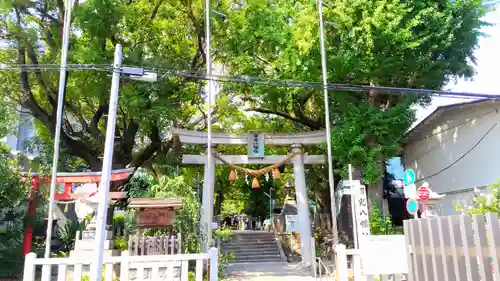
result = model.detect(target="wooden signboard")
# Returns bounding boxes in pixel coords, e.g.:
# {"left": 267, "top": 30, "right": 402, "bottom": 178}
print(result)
{"left": 136, "top": 208, "right": 176, "bottom": 228}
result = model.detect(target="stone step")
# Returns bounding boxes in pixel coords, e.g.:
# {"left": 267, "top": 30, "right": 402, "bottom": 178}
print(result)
{"left": 223, "top": 245, "right": 278, "bottom": 251}
{"left": 224, "top": 240, "right": 276, "bottom": 246}
{"left": 231, "top": 232, "right": 274, "bottom": 236}
{"left": 225, "top": 231, "right": 282, "bottom": 263}
{"left": 231, "top": 232, "right": 274, "bottom": 237}
{"left": 228, "top": 237, "right": 276, "bottom": 242}
{"left": 224, "top": 242, "right": 276, "bottom": 247}
{"left": 224, "top": 247, "right": 278, "bottom": 253}
{"left": 231, "top": 256, "right": 282, "bottom": 263}
{"left": 232, "top": 253, "right": 281, "bottom": 259}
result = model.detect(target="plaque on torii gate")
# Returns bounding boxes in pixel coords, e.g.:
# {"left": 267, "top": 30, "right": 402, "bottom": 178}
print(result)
{"left": 172, "top": 128, "right": 326, "bottom": 264}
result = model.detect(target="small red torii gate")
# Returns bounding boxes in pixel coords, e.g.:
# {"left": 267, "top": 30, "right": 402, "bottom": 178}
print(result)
{"left": 21, "top": 168, "right": 133, "bottom": 255}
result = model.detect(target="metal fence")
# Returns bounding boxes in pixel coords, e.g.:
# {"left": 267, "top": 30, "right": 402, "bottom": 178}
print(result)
{"left": 404, "top": 213, "right": 500, "bottom": 281}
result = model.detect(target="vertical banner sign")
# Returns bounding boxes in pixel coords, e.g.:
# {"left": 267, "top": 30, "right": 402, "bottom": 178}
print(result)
{"left": 354, "top": 185, "right": 371, "bottom": 248}
{"left": 285, "top": 215, "right": 299, "bottom": 233}
{"left": 248, "top": 132, "right": 265, "bottom": 158}
{"left": 285, "top": 215, "right": 299, "bottom": 256}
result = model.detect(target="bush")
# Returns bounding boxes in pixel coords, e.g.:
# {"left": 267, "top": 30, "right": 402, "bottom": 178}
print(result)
{"left": 213, "top": 227, "right": 232, "bottom": 243}
{"left": 369, "top": 201, "right": 394, "bottom": 235}
{"left": 114, "top": 236, "right": 128, "bottom": 250}
{"left": 456, "top": 181, "right": 500, "bottom": 215}
{"left": 58, "top": 220, "right": 86, "bottom": 252}
{"left": 213, "top": 227, "right": 235, "bottom": 278}
{"left": 0, "top": 145, "right": 30, "bottom": 277}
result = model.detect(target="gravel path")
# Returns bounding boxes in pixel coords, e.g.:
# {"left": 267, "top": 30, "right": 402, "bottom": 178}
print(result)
{"left": 224, "top": 262, "right": 320, "bottom": 281}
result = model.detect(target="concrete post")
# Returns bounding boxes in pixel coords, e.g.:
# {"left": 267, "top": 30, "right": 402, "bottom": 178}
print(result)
{"left": 201, "top": 145, "right": 216, "bottom": 252}
{"left": 291, "top": 144, "right": 313, "bottom": 264}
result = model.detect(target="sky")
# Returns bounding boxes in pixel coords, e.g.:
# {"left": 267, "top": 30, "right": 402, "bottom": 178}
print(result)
{"left": 414, "top": 8, "right": 500, "bottom": 124}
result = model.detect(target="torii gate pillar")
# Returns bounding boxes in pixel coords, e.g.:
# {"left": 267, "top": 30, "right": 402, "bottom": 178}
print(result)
{"left": 291, "top": 144, "right": 313, "bottom": 263}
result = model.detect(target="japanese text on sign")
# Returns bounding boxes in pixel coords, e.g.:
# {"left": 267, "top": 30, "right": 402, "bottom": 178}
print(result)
{"left": 285, "top": 215, "right": 299, "bottom": 233}
{"left": 248, "top": 133, "right": 264, "bottom": 158}
{"left": 355, "top": 185, "right": 371, "bottom": 237}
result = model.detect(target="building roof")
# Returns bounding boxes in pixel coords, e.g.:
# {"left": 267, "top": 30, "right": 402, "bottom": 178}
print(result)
{"left": 403, "top": 99, "right": 500, "bottom": 144}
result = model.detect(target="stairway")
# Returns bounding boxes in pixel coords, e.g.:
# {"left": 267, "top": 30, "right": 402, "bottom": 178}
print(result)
{"left": 223, "top": 230, "right": 283, "bottom": 263}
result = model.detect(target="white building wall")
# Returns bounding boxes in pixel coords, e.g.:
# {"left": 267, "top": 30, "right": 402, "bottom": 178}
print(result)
{"left": 1, "top": 109, "right": 38, "bottom": 158}
{"left": 403, "top": 102, "right": 500, "bottom": 215}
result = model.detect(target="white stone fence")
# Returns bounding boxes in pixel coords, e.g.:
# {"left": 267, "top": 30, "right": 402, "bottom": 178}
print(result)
{"left": 23, "top": 248, "right": 218, "bottom": 281}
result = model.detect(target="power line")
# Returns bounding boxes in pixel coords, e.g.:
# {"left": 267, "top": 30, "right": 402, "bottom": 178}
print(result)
{"left": 1, "top": 63, "right": 499, "bottom": 100}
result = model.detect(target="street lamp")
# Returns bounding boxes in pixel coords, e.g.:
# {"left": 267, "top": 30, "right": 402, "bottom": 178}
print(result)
{"left": 264, "top": 187, "right": 274, "bottom": 219}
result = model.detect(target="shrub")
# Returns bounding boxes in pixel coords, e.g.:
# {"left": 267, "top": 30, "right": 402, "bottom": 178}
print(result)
{"left": 0, "top": 146, "right": 30, "bottom": 277}
{"left": 456, "top": 181, "right": 500, "bottom": 215}
{"left": 369, "top": 201, "right": 394, "bottom": 235}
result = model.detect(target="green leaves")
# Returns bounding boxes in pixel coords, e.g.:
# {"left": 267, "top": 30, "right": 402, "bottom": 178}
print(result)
{"left": 457, "top": 181, "right": 500, "bottom": 216}
{"left": 0, "top": 144, "right": 30, "bottom": 276}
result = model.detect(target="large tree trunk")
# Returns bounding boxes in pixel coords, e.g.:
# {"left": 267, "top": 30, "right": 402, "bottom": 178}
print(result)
{"left": 367, "top": 180, "right": 386, "bottom": 216}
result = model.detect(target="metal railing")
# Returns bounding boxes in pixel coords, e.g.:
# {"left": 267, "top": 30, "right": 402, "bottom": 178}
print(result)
{"left": 314, "top": 257, "right": 335, "bottom": 280}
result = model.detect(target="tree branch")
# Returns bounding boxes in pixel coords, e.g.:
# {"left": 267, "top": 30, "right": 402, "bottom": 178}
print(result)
{"left": 90, "top": 104, "right": 108, "bottom": 137}
{"left": 130, "top": 125, "right": 163, "bottom": 169}
{"left": 245, "top": 107, "right": 322, "bottom": 129}
{"left": 150, "top": 0, "right": 165, "bottom": 20}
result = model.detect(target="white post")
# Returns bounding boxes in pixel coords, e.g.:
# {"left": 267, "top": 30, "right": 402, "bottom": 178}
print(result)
{"left": 23, "top": 253, "right": 36, "bottom": 281}
{"left": 44, "top": 0, "right": 74, "bottom": 258}
{"left": 316, "top": 0, "right": 338, "bottom": 249}
{"left": 202, "top": 145, "right": 216, "bottom": 252}
{"left": 120, "top": 250, "right": 130, "bottom": 281}
{"left": 208, "top": 247, "right": 219, "bottom": 281}
{"left": 311, "top": 237, "right": 317, "bottom": 275}
{"left": 204, "top": 0, "right": 215, "bottom": 252}
{"left": 353, "top": 252, "right": 362, "bottom": 281}
{"left": 90, "top": 44, "right": 122, "bottom": 281}
{"left": 349, "top": 164, "right": 359, "bottom": 250}
{"left": 291, "top": 144, "right": 313, "bottom": 264}
{"left": 336, "top": 244, "right": 349, "bottom": 281}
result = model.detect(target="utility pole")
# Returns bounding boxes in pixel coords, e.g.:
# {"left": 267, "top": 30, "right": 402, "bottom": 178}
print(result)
{"left": 90, "top": 43, "right": 123, "bottom": 281}
{"left": 44, "top": 0, "right": 74, "bottom": 258}
{"left": 203, "top": 0, "right": 215, "bottom": 252}
{"left": 316, "top": 0, "right": 339, "bottom": 249}
{"left": 89, "top": 46, "right": 157, "bottom": 281}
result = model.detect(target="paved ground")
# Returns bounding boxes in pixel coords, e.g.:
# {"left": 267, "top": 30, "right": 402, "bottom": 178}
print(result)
{"left": 224, "top": 262, "right": 321, "bottom": 281}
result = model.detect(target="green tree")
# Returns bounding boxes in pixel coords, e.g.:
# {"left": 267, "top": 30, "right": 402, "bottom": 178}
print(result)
{"left": 214, "top": 0, "right": 488, "bottom": 208}
{"left": 0, "top": 145, "right": 30, "bottom": 276}
{"left": 0, "top": 0, "right": 218, "bottom": 171}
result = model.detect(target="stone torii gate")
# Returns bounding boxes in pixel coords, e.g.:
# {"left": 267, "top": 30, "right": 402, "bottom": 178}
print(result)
{"left": 172, "top": 128, "right": 326, "bottom": 263}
